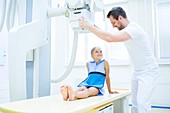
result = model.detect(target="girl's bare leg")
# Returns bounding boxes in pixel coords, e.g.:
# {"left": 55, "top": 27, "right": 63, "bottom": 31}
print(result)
{"left": 75, "top": 87, "right": 99, "bottom": 99}
{"left": 60, "top": 85, "right": 68, "bottom": 101}
{"left": 67, "top": 85, "right": 75, "bottom": 101}
{"left": 77, "top": 86, "right": 87, "bottom": 91}
{"left": 68, "top": 86, "right": 99, "bottom": 101}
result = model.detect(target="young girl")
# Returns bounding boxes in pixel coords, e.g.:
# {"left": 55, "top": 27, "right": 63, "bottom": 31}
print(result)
{"left": 60, "top": 47, "right": 118, "bottom": 101}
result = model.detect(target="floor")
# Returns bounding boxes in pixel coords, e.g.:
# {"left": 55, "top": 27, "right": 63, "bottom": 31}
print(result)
{"left": 152, "top": 108, "right": 170, "bottom": 113}
{"left": 129, "top": 107, "right": 170, "bottom": 113}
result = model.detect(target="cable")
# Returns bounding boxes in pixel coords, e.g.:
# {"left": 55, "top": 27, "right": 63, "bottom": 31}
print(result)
{"left": 0, "top": 0, "right": 6, "bottom": 31}
{"left": 9, "top": 0, "right": 16, "bottom": 29}
{"left": 51, "top": 31, "right": 78, "bottom": 83}
{"left": 6, "top": 0, "right": 12, "bottom": 31}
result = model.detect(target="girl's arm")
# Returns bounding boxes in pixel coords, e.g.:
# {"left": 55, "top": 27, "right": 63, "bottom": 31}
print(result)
{"left": 86, "top": 62, "right": 88, "bottom": 71}
{"left": 104, "top": 60, "right": 118, "bottom": 94}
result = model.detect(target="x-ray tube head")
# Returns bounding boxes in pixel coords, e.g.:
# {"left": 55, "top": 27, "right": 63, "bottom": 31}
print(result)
{"left": 68, "top": 8, "right": 94, "bottom": 32}
{"left": 65, "top": 0, "right": 94, "bottom": 32}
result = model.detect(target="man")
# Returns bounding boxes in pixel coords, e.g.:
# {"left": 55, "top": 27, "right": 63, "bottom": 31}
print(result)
{"left": 79, "top": 7, "right": 159, "bottom": 113}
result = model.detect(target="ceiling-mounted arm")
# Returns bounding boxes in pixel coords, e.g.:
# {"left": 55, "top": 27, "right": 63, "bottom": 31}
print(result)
{"left": 47, "top": 7, "right": 67, "bottom": 18}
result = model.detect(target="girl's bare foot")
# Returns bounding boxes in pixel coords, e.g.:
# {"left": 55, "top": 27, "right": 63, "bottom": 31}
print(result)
{"left": 60, "top": 85, "right": 68, "bottom": 101}
{"left": 68, "top": 86, "right": 75, "bottom": 101}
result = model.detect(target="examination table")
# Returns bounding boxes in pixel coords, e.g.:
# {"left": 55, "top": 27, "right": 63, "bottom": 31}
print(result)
{"left": 0, "top": 89, "right": 131, "bottom": 113}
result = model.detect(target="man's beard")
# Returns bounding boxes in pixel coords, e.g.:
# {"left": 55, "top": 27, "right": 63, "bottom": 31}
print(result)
{"left": 118, "top": 24, "right": 124, "bottom": 30}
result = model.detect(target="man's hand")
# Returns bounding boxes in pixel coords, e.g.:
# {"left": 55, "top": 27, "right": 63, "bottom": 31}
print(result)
{"left": 79, "top": 17, "right": 92, "bottom": 29}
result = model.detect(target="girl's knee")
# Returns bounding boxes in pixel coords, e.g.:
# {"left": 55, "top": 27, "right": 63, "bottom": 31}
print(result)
{"left": 87, "top": 88, "right": 99, "bottom": 96}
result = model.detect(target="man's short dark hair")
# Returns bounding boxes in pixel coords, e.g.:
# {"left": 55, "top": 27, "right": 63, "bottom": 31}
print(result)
{"left": 107, "top": 7, "right": 127, "bottom": 20}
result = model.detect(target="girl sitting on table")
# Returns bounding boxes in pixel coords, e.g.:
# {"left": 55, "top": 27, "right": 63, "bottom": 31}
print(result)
{"left": 60, "top": 47, "right": 118, "bottom": 101}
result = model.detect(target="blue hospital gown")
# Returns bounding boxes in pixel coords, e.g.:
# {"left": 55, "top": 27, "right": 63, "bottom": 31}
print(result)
{"left": 77, "top": 59, "right": 106, "bottom": 95}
